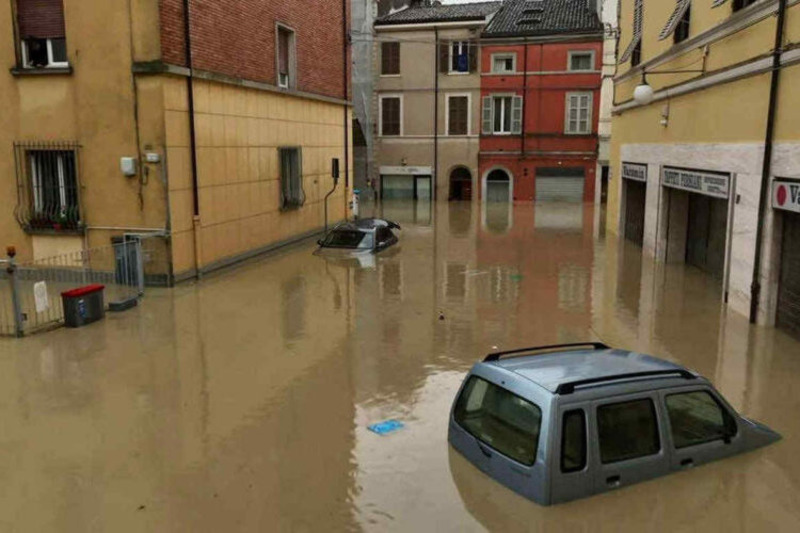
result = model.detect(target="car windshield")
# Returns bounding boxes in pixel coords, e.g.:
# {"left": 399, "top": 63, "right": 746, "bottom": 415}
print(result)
{"left": 322, "top": 230, "right": 374, "bottom": 249}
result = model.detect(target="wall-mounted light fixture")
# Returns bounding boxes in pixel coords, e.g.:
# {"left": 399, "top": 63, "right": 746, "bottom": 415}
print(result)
{"left": 633, "top": 67, "right": 705, "bottom": 106}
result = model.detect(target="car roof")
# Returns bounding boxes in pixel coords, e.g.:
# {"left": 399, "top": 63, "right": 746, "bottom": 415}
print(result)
{"left": 487, "top": 348, "right": 697, "bottom": 395}
{"left": 331, "top": 218, "right": 398, "bottom": 233}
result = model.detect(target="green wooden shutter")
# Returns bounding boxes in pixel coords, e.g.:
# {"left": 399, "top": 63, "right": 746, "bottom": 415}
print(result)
{"left": 511, "top": 96, "right": 523, "bottom": 135}
{"left": 482, "top": 96, "right": 493, "bottom": 134}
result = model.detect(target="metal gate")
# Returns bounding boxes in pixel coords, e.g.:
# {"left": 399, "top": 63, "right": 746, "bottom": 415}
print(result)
{"left": 777, "top": 212, "right": 800, "bottom": 339}
{"left": 686, "top": 194, "right": 728, "bottom": 279}
{"left": 535, "top": 168, "right": 585, "bottom": 203}
{"left": 624, "top": 180, "right": 646, "bottom": 246}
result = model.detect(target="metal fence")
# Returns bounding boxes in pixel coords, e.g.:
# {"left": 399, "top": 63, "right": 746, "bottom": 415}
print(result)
{"left": 0, "top": 235, "right": 170, "bottom": 336}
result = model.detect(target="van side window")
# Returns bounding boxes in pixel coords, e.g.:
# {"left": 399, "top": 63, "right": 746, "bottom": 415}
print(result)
{"left": 561, "top": 410, "right": 587, "bottom": 473}
{"left": 666, "top": 391, "right": 737, "bottom": 449}
{"left": 598, "top": 399, "right": 660, "bottom": 464}
{"left": 454, "top": 376, "right": 542, "bottom": 466}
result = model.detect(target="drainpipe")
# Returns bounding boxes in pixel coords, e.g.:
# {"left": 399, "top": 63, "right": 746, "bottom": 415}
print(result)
{"left": 182, "top": 0, "right": 202, "bottom": 278}
{"left": 521, "top": 38, "right": 528, "bottom": 158}
{"left": 434, "top": 27, "right": 440, "bottom": 202}
{"left": 343, "top": 0, "right": 350, "bottom": 195}
{"left": 749, "top": 0, "right": 787, "bottom": 324}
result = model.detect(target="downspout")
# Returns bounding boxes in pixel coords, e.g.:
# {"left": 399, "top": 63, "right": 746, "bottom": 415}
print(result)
{"left": 749, "top": 0, "right": 787, "bottom": 324}
{"left": 434, "top": 27, "right": 440, "bottom": 202}
{"left": 521, "top": 38, "right": 528, "bottom": 158}
{"left": 182, "top": 0, "right": 202, "bottom": 277}
{"left": 343, "top": 0, "right": 350, "bottom": 201}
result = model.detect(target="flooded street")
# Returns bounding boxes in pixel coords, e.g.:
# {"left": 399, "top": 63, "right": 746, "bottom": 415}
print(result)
{"left": 1, "top": 201, "right": 799, "bottom": 532}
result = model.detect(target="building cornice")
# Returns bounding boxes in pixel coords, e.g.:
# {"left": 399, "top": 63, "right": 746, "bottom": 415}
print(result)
{"left": 479, "top": 32, "right": 604, "bottom": 45}
{"left": 615, "top": 0, "right": 800, "bottom": 84}
{"left": 132, "top": 61, "right": 352, "bottom": 107}
{"left": 375, "top": 19, "right": 489, "bottom": 31}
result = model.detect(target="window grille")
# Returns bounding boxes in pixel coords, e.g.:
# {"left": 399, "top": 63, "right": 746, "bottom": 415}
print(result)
{"left": 13, "top": 141, "right": 82, "bottom": 233}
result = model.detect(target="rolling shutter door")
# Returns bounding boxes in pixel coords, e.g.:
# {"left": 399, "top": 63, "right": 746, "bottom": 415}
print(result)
{"left": 777, "top": 213, "right": 800, "bottom": 339}
{"left": 536, "top": 168, "right": 585, "bottom": 203}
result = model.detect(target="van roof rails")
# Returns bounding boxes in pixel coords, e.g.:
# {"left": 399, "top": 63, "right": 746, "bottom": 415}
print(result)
{"left": 555, "top": 369, "right": 697, "bottom": 395}
{"left": 483, "top": 342, "right": 610, "bottom": 363}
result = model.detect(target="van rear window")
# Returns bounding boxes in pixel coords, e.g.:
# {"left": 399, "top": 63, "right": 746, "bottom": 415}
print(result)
{"left": 454, "top": 376, "right": 542, "bottom": 466}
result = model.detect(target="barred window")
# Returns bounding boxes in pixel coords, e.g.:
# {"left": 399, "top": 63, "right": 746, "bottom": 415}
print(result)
{"left": 14, "top": 142, "right": 81, "bottom": 232}
{"left": 279, "top": 147, "right": 304, "bottom": 210}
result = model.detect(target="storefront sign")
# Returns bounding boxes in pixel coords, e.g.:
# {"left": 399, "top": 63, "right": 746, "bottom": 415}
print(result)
{"left": 622, "top": 163, "right": 647, "bottom": 182}
{"left": 773, "top": 180, "right": 800, "bottom": 214}
{"left": 379, "top": 166, "right": 432, "bottom": 176}
{"left": 662, "top": 167, "right": 730, "bottom": 199}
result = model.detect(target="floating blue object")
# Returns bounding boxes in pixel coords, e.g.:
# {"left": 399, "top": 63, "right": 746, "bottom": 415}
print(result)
{"left": 368, "top": 419, "right": 405, "bottom": 436}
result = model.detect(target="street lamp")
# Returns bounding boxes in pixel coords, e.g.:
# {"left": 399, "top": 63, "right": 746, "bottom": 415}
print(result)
{"left": 633, "top": 74, "right": 655, "bottom": 106}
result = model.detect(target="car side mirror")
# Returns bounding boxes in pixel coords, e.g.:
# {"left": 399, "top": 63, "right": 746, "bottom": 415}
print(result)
{"left": 317, "top": 239, "right": 323, "bottom": 246}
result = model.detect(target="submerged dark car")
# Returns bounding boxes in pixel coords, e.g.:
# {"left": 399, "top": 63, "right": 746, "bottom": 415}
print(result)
{"left": 317, "top": 218, "right": 400, "bottom": 253}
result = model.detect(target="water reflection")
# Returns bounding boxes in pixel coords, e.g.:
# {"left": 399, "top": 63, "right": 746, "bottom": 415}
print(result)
{"left": 1, "top": 200, "right": 799, "bottom": 531}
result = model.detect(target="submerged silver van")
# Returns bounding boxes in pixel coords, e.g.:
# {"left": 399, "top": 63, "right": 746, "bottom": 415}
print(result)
{"left": 448, "top": 343, "right": 781, "bottom": 506}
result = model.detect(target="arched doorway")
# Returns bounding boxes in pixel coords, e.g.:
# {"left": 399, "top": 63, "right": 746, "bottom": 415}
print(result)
{"left": 449, "top": 167, "right": 473, "bottom": 201}
{"left": 485, "top": 169, "right": 512, "bottom": 203}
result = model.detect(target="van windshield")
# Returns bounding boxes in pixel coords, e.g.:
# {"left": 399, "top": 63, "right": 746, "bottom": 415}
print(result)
{"left": 454, "top": 376, "right": 542, "bottom": 466}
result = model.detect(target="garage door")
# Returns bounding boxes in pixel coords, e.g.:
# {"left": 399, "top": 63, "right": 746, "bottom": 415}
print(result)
{"left": 624, "top": 180, "right": 646, "bottom": 246}
{"left": 381, "top": 175, "right": 414, "bottom": 200}
{"left": 536, "top": 168, "right": 585, "bottom": 203}
{"left": 777, "top": 212, "right": 800, "bottom": 339}
{"left": 686, "top": 193, "right": 728, "bottom": 279}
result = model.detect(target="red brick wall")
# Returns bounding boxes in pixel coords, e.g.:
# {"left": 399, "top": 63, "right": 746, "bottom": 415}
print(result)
{"left": 479, "top": 39, "right": 602, "bottom": 202}
{"left": 159, "top": 0, "right": 349, "bottom": 100}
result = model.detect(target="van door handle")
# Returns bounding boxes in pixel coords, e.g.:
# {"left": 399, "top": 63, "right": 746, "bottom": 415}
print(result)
{"left": 681, "top": 458, "right": 694, "bottom": 468}
{"left": 606, "top": 475, "right": 621, "bottom": 487}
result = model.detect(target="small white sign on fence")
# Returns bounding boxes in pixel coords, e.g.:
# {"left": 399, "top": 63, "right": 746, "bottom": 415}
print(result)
{"left": 33, "top": 281, "right": 49, "bottom": 313}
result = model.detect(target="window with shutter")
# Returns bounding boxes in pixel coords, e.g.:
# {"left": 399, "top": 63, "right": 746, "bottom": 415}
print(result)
{"left": 380, "top": 96, "right": 402, "bottom": 136}
{"left": 658, "top": 1, "right": 692, "bottom": 42}
{"left": 565, "top": 92, "right": 593, "bottom": 135}
{"left": 489, "top": 96, "right": 516, "bottom": 135}
{"left": 447, "top": 96, "right": 469, "bottom": 136}
{"left": 381, "top": 42, "right": 400, "bottom": 75}
{"left": 620, "top": 0, "right": 644, "bottom": 64}
{"left": 16, "top": 0, "right": 68, "bottom": 68}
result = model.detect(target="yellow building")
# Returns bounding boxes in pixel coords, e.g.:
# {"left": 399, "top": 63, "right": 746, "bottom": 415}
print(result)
{"left": 610, "top": 0, "right": 800, "bottom": 336}
{"left": 1, "top": 0, "right": 351, "bottom": 282}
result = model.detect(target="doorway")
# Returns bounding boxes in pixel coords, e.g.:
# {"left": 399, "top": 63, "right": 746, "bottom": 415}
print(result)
{"left": 449, "top": 167, "right": 473, "bottom": 201}
{"left": 485, "top": 169, "right": 512, "bottom": 203}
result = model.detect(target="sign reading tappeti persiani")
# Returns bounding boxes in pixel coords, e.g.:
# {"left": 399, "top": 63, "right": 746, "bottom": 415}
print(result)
{"left": 622, "top": 163, "right": 648, "bottom": 182}
{"left": 773, "top": 180, "right": 800, "bottom": 214}
{"left": 662, "top": 167, "right": 730, "bottom": 199}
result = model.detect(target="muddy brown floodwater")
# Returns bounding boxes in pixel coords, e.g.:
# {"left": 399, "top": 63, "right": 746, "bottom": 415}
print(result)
{"left": 1, "top": 201, "right": 799, "bottom": 532}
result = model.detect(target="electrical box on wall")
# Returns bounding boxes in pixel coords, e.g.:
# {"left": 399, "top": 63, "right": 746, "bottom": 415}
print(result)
{"left": 120, "top": 157, "right": 138, "bottom": 177}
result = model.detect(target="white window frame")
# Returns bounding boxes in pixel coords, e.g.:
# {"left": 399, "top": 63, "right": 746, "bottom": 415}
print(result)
{"left": 449, "top": 41, "right": 470, "bottom": 75}
{"left": 20, "top": 38, "right": 68, "bottom": 69}
{"left": 379, "top": 94, "right": 403, "bottom": 137}
{"left": 445, "top": 93, "right": 471, "bottom": 136}
{"left": 567, "top": 50, "right": 595, "bottom": 72}
{"left": 491, "top": 53, "right": 516, "bottom": 74}
{"left": 492, "top": 95, "right": 514, "bottom": 135}
{"left": 275, "top": 23, "right": 297, "bottom": 89}
{"left": 564, "top": 92, "right": 593, "bottom": 135}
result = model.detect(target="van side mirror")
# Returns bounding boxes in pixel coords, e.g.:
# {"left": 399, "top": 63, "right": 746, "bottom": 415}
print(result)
{"left": 317, "top": 239, "right": 323, "bottom": 246}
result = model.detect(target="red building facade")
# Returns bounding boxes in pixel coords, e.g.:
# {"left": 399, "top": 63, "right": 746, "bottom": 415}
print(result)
{"left": 478, "top": 0, "right": 603, "bottom": 203}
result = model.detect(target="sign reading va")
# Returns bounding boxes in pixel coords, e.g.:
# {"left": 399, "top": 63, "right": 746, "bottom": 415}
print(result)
{"left": 662, "top": 167, "right": 730, "bottom": 199}
{"left": 773, "top": 180, "right": 800, "bottom": 214}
